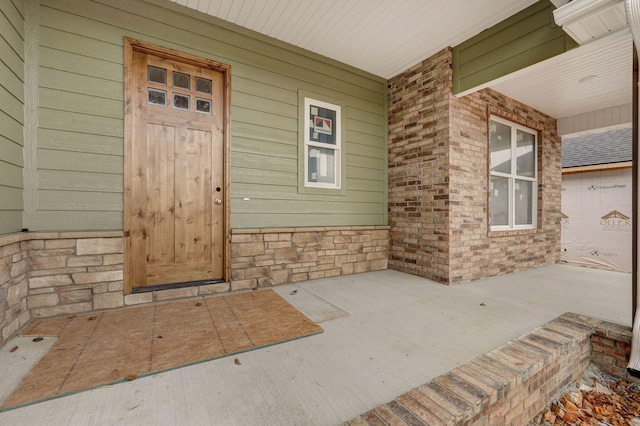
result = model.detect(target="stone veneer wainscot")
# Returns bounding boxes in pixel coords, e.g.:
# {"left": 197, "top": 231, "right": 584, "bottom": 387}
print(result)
{"left": 0, "top": 226, "right": 389, "bottom": 347}
{"left": 231, "top": 226, "right": 390, "bottom": 289}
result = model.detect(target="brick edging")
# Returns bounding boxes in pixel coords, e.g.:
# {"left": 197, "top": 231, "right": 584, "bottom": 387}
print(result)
{"left": 344, "top": 312, "right": 600, "bottom": 425}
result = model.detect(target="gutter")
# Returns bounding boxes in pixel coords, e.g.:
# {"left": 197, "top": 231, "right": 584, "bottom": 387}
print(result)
{"left": 626, "top": 0, "right": 640, "bottom": 378}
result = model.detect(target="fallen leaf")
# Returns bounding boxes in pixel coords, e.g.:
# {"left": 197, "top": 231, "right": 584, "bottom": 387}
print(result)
{"left": 32, "top": 337, "right": 44, "bottom": 342}
{"left": 234, "top": 358, "right": 241, "bottom": 365}
{"left": 595, "top": 382, "right": 613, "bottom": 395}
{"left": 579, "top": 384, "right": 595, "bottom": 392}
{"left": 480, "top": 302, "right": 486, "bottom": 306}
{"left": 88, "top": 316, "right": 97, "bottom": 321}
{"left": 125, "top": 374, "right": 137, "bottom": 381}
{"left": 541, "top": 410, "right": 556, "bottom": 423}
{"left": 551, "top": 402, "right": 565, "bottom": 419}
{"left": 561, "top": 397, "right": 580, "bottom": 412}
{"left": 563, "top": 411, "right": 581, "bottom": 423}
{"left": 10, "top": 346, "right": 18, "bottom": 353}
{"left": 566, "top": 391, "right": 583, "bottom": 408}
{"left": 195, "top": 302, "right": 202, "bottom": 307}
{"left": 290, "top": 290, "right": 298, "bottom": 296}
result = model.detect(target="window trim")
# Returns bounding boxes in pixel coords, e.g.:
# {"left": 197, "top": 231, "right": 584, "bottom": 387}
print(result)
{"left": 489, "top": 116, "right": 538, "bottom": 232}
{"left": 298, "top": 91, "right": 346, "bottom": 195}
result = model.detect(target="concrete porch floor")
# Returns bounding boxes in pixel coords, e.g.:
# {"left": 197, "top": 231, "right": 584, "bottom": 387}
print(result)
{"left": 0, "top": 264, "right": 631, "bottom": 426}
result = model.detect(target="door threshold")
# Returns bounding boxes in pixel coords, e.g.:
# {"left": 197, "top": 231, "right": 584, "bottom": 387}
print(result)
{"left": 131, "top": 279, "right": 226, "bottom": 294}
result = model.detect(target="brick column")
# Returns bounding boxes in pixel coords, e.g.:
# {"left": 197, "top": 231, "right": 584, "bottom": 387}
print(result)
{"left": 387, "top": 48, "right": 561, "bottom": 284}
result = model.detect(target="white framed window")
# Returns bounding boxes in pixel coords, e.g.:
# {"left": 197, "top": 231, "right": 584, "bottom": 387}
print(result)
{"left": 303, "top": 97, "right": 341, "bottom": 189}
{"left": 489, "top": 116, "right": 538, "bottom": 231}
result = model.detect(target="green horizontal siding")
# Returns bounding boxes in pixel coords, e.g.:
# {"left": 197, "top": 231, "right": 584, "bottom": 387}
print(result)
{"left": 453, "top": 0, "right": 578, "bottom": 94}
{"left": 0, "top": 0, "right": 25, "bottom": 234}
{"left": 0, "top": 159, "right": 23, "bottom": 188}
{"left": 38, "top": 170, "right": 123, "bottom": 193}
{"left": 232, "top": 214, "right": 385, "bottom": 229}
{"left": 33, "top": 0, "right": 388, "bottom": 231}
{"left": 38, "top": 190, "right": 122, "bottom": 211}
{"left": 0, "top": 186, "right": 23, "bottom": 210}
{"left": 37, "top": 211, "right": 123, "bottom": 231}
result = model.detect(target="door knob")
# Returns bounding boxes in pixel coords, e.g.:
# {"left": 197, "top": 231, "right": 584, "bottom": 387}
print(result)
{"left": 215, "top": 199, "right": 222, "bottom": 205}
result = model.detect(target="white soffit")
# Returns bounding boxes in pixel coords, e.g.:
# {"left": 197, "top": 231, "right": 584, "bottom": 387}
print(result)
{"left": 169, "top": 0, "right": 538, "bottom": 79}
{"left": 473, "top": 29, "right": 632, "bottom": 119}
{"left": 553, "top": 0, "right": 628, "bottom": 44}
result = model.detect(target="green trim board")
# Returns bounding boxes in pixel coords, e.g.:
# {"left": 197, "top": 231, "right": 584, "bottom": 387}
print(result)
{"left": 22, "top": 0, "right": 388, "bottom": 232}
{"left": 452, "top": 0, "right": 578, "bottom": 94}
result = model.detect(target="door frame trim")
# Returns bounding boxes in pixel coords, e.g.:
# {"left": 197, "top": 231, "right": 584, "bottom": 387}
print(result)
{"left": 123, "top": 37, "right": 231, "bottom": 295}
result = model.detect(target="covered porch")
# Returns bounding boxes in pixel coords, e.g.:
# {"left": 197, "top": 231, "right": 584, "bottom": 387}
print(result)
{"left": 0, "top": 264, "right": 630, "bottom": 425}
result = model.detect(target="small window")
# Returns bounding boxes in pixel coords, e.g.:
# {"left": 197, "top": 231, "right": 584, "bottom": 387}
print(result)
{"left": 489, "top": 116, "right": 537, "bottom": 231}
{"left": 304, "top": 97, "right": 341, "bottom": 189}
{"left": 173, "top": 93, "right": 189, "bottom": 110}
{"left": 196, "top": 77, "right": 212, "bottom": 94}
{"left": 148, "top": 88, "right": 166, "bottom": 106}
{"left": 173, "top": 72, "right": 190, "bottom": 89}
{"left": 196, "top": 98, "right": 211, "bottom": 114}
{"left": 148, "top": 66, "right": 167, "bottom": 85}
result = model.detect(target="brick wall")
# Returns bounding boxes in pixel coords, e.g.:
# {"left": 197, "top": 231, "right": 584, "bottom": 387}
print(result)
{"left": 388, "top": 47, "right": 561, "bottom": 284}
{"left": 586, "top": 316, "right": 637, "bottom": 383}
{"left": 388, "top": 49, "right": 452, "bottom": 282}
{"left": 231, "top": 226, "right": 390, "bottom": 290}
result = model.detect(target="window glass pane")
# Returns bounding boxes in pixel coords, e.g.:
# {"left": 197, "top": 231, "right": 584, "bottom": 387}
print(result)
{"left": 490, "top": 176, "right": 509, "bottom": 226}
{"left": 516, "top": 130, "right": 536, "bottom": 177}
{"left": 173, "top": 72, "right": 190, "bottom": 89}
{"left": 309, "top": 105, "right": 337, "bottom": 145}
{"left": 148, "top": 66, "right": 167, "bottom": 85}
{"left": 148, "top": 88, "right": 166, "bottom": 106}
{"left": 196, "top": 99, "right": 211, "bottom": 114}
{"left": 307, "top": 147, "right": 335, "bottom": 184}
{"left": 196, "top": 77, "right": 212, "bottom": 94}
{"left": 490, "top": 120, "right": 511, "bottom": 174}
{"left": 173, "top": 93, "right": 189, "bottom": 110}
{"left": 515, "top": 180, "right": 533, "bottom": 226}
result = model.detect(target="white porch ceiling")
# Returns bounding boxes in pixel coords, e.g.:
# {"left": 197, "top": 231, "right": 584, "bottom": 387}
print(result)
{"left": 170, "top": 0, "right": 633, "bottom": 121}
{"left": 170, "top": 0, "right": 539, "bottom": 79}
{"left": 465, "top": 28, "right": 633, "bottom": 119}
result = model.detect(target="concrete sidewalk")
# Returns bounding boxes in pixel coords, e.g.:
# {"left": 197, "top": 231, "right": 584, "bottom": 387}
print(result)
{"left": 0, "top": 264, "right": 631, "bottom": 425}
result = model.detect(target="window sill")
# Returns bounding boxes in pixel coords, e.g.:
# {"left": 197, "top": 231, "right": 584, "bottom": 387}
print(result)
{"left": 488, "top": 228, "right": 542, "bottom": 238}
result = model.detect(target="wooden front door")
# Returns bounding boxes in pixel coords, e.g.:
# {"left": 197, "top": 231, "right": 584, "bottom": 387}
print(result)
{"left": 123, "top": 39, "right": 230, "bottom": 293}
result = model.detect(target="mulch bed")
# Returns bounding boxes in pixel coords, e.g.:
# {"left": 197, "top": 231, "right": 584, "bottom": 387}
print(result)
{"left": 529, "top": 364, "right": 640, "bottom": 425}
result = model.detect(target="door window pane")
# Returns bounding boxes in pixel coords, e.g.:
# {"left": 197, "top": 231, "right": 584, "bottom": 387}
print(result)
{"left": 307, "top": 147, "right": 335, "bottom": 184}
{"left": 490, "top": 176, "right": 509, "bottom": 226}
{"left": 173, "top": 93, "right": 189, "bottom": 110}
{"left": 516, "top": 130, "right": 536, "bottom": 177}
{"left": 173, "top": 72, "right": 190, "bottom": 89}
{"left": 196, "top": 99, "right": 211, "bottom": 114}
{"left": 148, "top": 66, "right": 167, "bottom": 85}
{"left": 515, "top": 180, "right": 533, "bottom": 225}
{"left": 490, "top": 120, "right": 511, "bottom": 174}
{"left": 196, "top": 77, "right": 212, "bottom": 94}
{"left": 148, "top": 88, "right": 166, "bottom": 106}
